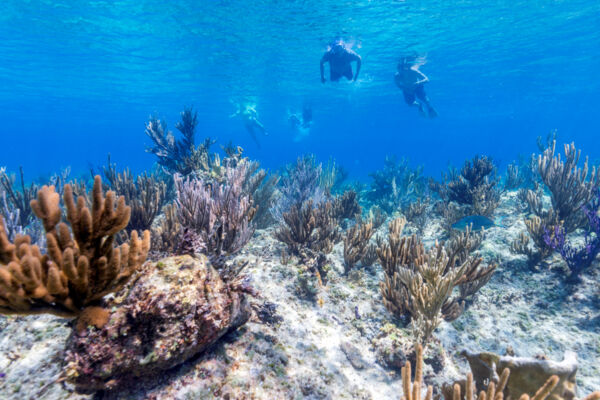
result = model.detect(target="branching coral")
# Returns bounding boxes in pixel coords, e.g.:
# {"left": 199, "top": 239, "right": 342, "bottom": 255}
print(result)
{"left": 174, "top": 161, "right": 256, "bottom": 265}
{"left": 150, "top": 203, "right": 180, "bottom": 256}
{"left": 0, "top": 166, "right": 39, "bottom": 226}
{"left": 402, "top": 197, "right": 430, "bottom": 233}
{"left": 343, "top": 222, "right": 374, "bottom": 273}
{"left": 0, "top": 176, "right": 150, "bottom": 317}
{"left": 367, "top": 156, "right": 425, "bottom": 214}
{"left": 378, "top": 219, "right": 495, "bottom": 345}
{"left": 241, "top": 161, "right": 279, "bottom": 229}
{"left": 103, "top": 160, "right": 167, "bottom": 234}
{"left": 272, "top": 155, "right": 326, "bottom": 222}
{"left": 446, "top": 155, "right": 501, "bottom": 217}
{"left": 511, "top": 141, "right": 598, "bottom": 267}
{"left": 275, "top": 199, "right": 340, "bottom": 256}
{"left": 331, "top": 190, "right": 361, "bottom": 222}
{"left": 145, "top": 107, "right": 217, "bottom": 176}
{"left": 538, "top": 141, "right": 599, "bottom": 233}
{"left": 543, "top": 190, "right": 600, "bottom": 281}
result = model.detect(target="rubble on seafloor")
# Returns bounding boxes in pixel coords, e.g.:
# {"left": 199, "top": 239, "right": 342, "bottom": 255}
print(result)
{"left": 0, "top": 190, "right": 599, "bottom": 399}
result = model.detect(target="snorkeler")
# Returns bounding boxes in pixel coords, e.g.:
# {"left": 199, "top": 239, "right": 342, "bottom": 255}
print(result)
{"left": 288, "top": 105, "right": 312, "bottom": 142}
{"left": 320, "top": 40, "right": 362, "bottom": 83}
{"left": 301, "top": 104, "right": 312, "bottom": 129}
{"left": 395, "top": 56, "right": 438, "bottom": 118}
{"left": 230, "top": 104, "right": 268, "bottom": 148}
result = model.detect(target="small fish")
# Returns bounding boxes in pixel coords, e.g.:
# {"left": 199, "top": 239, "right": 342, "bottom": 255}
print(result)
{"left": 451, "top": 215, "right": 500, "bottom": 231}
{"left": 354, "top": 306, "right": 361, "bottom": 320}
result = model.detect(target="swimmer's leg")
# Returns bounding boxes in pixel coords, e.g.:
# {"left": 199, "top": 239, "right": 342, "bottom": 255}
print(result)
{"left": 254, "top": 120, "right": 268, "bottom": 136}
{"left": 246, "top": 125, "right": 261, "bottom": 148}
{"left": 415, "top": 85, "right": 438, "bottom": 118}
{"left": 403, "top": 90, "right": 417, "bottom": 107}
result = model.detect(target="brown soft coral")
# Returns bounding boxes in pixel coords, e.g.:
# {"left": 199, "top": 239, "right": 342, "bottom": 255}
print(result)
{"left": 0, "top": 176, "right": 150, "bottom": 317}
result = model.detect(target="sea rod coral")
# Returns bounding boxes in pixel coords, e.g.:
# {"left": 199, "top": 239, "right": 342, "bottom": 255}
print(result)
{"left": 0, "top": 176, "right": 150, "bottom": 317}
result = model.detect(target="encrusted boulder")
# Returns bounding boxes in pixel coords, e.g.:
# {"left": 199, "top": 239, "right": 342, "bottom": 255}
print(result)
{"left": 64, "top": 255, "right": 251, "bottom": 393}
{"left": 460, "top": 350, "right": 578, "bottom": 400}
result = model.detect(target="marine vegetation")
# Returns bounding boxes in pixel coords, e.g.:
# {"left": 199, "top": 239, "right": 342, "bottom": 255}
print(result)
{"left": 402, "top": 343, "right": 600, "bottom": 400}
{"left": 378, "top": 218, "right": 496, "bottom": 345}
{"left": 512, "top": 141, "right": 599, "bottom": 266}
{"left": 543, "top": 190, "right": 600, "bottom": 282}
{"left": 145, "top": 107, "right": 218, "bottom": 176}
{"left": 174, "top": 161, "right": 256, "bottom": 266}
{"left": 0, "top": 176, "right": 150, "bottom": 317}
{"left": 103, "top": 158, "right": 167, "bottom": 235}
{"left": 0, "top": 166, "right": 38, "bottom": 227}
{"left": 442, "top": 155, "right": 501, "bottom": 217}
{"left": 367, "top": 156, "right": 425, "bottom": 214}
{"left": 343, "top": 220, "right": 374, "bottom": 273}
{"left": 272, "top": 154, "right": 327, "bottom": 221}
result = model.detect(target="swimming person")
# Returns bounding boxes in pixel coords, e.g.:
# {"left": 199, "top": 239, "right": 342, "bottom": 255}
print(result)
{"left": 320, "top": 40, "right": 362, "bottom": 83}
{"left": 288, "top": 106, "right": 312, "bottom": 142}
{"left": 231, "top": 103, "right": 268, "bottom": 148}
{"left": 301, "top": 104, "right": 312, "bottom": 129}
{"left": 395, "top": 56, "right": 438, "bottom": 118}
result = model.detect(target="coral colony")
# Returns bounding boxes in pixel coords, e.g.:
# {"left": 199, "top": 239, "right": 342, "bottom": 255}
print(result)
{"left": 1, "top": 108, "right": 600, "bottom": 398}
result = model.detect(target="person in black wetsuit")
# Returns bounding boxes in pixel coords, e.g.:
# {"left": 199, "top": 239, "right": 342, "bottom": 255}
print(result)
{"left": 395, "top": 56, "right": 437, "bottom": 118}
{"left": 320, "top": 40, "right": 361, "bottom": 83}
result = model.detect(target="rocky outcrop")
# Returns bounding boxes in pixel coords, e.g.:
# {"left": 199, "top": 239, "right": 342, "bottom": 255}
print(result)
{"left": 64, "top": 255, "right": 251, "bottom": 393}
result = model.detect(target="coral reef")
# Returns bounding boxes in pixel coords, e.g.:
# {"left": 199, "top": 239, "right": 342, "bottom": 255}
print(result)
{"left": 241, "top": 160, "right": 279, "bottom": 229}
{"left": 0, "top": 166, "right": 38, "bottom": 226}
{"left": 145, "top": 107, "right": 217, "bottom": 176}
{"left": 537, "top": 141, "right": 599, "bottom": 233}
{"left": 402, "top": 197, "right": 430, "bottom": 233}
{"left": 0, "top": 176, "right": 150, "bottom": 317}
{"left": 512, "top": 141, "right": 599, "bottom": 268}
{"left": 543, "top": 190, "right": 600, "bottom": 281}
{"left": 272, "top": 155, "right": 326, "bottom": 222}
{"left": 174, "top": 162, "right": 256, "bottom": 265}
{"left": 103, "top": 159, "right": 167, "bottom": 234}
{"left": 150, "top": 203, "right": 180, "bottom": 256}
{"left": 446, "top": 155, "right": 501, "bottom": 217}
{"left": 275, "top": 199, "right": 340, "bottom": 257}
{"left": 367, "top": 156, "right": 425, "bottom": 214}
{"left": 331, "top": 189, "right": 361, "bottom": 223}
{"left": 343, "top": 221, "right": 374, "bottom": 273}
{"left": 378, "top": 218, "right": 495, "bottom": 345}
{"left": 64, "top": 254, "right": 252, "bottom": 393}
{"left": 459, "top": 350, "right": 580, "bottom": 400}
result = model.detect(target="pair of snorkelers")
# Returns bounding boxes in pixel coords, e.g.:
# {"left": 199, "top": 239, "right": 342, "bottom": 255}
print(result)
{"left": 320, "top": 40, "right": 437, "bottom": 118}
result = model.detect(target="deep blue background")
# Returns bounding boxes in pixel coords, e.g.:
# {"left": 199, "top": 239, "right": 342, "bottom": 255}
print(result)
{"left": 1, "top": 0, "right": 599, "bottom": 182}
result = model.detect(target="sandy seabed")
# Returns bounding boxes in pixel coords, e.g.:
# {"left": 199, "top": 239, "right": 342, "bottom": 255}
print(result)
{"left": 0, "top": 190, "right": 598, "bottom": 400}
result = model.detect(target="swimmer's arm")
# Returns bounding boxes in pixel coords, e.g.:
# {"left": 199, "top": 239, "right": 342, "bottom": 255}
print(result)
{"left": 414, "top": 70, "right": 429, "bottom": 85}
{"left": 320, "top": 53, "right": 328, "bottom": 82}
{"left": 353, "top": 55, "right": 361, "bottom": 81}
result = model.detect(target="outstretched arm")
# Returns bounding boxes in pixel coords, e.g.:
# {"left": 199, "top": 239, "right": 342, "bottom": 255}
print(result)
{"left": 414, "top": 70, "right": 429, "bottom": 85}
{"left": 320, "top": 55, "right": 327, "bottom": 83}
{"left": 353, "top": 55, "right": 362, "bottom": 81}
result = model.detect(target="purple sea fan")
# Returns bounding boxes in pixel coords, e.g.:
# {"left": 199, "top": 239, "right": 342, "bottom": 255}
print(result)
{"left": 544, "top": 190, "right": 600, "bottom": 281}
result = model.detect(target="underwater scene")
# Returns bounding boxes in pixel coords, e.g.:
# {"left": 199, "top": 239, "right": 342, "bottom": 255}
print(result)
{"left": 1, "top": 0, "right": 600, "bottom": 399}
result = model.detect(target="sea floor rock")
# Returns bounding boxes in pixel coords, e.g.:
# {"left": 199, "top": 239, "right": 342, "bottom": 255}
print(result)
{"left": 64, "top": 255, "right": 251, "bottom": 393}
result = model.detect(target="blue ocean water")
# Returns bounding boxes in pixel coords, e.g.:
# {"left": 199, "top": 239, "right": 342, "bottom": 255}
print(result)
{"left": 1, "top": 0, "right": 599, "bottom": 180}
